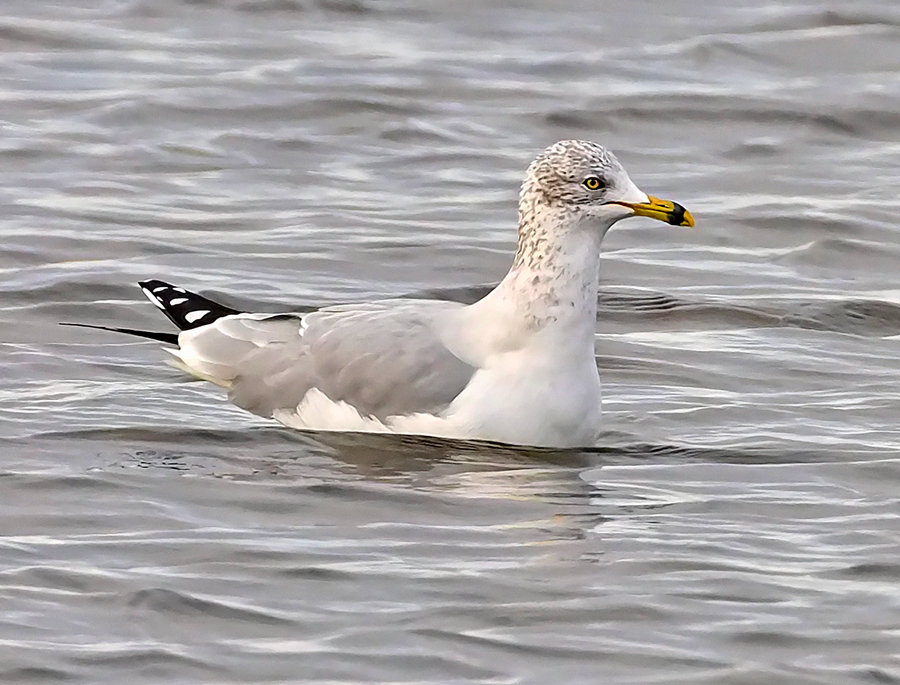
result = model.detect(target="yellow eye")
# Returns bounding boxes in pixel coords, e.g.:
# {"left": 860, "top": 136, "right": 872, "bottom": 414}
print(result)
{"left": 583, "top": 177, "right": 603, "bottom": 190}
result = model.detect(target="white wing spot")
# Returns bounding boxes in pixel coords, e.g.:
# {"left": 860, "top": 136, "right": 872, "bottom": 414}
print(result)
{"left": 169, "top": 297, "right": 188, "bottom": 305}
{"left": 152, "top": 286, "right": 168, "bottom": 293}
{"left": 185, "top": 309, "right": 210, "bottom": 324}
{"left": 173, "top": 287, "right": 186, "bottom": 293}
{"left": 141, "top": 288, "right": 166, "bottom": 310}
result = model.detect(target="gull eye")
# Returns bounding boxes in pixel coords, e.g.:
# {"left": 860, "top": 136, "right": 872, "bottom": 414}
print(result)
{"left": 583, "top": 176, "right": 604, "bottom": 191}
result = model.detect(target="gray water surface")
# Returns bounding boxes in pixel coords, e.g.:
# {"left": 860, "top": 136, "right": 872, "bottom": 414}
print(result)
{"left": 2, "top": 1, "right": 900, "bottom": 683}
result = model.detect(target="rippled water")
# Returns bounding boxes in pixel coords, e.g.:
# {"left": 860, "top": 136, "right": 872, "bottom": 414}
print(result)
{"left": 2, "top": 0, "right": 900, "bottom": 683}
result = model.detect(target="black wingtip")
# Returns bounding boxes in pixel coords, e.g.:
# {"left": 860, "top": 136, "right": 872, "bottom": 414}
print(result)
{"left": 60, "top": 322, "right": 180, "bottom": 345}
{"left": 138, "top": 279, "right": 242, "bottom": 331}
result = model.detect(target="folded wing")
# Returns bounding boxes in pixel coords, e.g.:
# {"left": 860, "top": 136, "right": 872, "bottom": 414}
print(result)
{"left": 173, "top": 300, "right": 476, "bottom": 420}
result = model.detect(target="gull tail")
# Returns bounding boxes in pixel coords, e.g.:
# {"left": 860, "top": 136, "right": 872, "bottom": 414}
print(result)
{"left": 61, "top": 279, "right": 245, "bottom": 345}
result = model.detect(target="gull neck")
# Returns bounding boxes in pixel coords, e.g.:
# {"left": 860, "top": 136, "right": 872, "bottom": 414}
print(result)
{"left": 462, "top": 201, "right": 609, "bottom": 361}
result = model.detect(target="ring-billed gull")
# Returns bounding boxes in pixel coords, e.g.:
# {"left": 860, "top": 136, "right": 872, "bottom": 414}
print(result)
{"left": 66, "top": 140, "right": 694, "bottom": 447}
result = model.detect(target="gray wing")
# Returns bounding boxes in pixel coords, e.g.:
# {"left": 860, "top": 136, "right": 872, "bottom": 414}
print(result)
{"left": 172, "top": 300, "right": 476, "bottom": 419}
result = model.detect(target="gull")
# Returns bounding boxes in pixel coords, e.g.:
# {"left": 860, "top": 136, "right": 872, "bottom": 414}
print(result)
{"left": 66, "top": 140, "right": 693, "bottom": 447}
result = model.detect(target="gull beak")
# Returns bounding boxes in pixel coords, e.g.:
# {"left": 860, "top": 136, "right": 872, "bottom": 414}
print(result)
{"left": 612, "top": 195, "right": 695, "bottom": 227}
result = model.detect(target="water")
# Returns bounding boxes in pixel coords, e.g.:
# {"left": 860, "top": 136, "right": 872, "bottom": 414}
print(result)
{"left": 2, "top": 0, "right": 899, "bottom": 682}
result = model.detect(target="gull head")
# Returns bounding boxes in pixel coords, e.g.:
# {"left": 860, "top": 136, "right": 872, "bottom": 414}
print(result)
{"left": 521, "top": 140, "right": 694, "bottom": 231}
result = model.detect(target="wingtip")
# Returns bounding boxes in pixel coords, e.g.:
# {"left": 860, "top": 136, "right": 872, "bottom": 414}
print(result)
{"left": 139, "top": 280, "right": 169, "bottom": 311}
{"left": 138, "top": 278, "right": 175, "bottom": 291}
{"left": 58, "top": 321, "right": 180, "bottom": 345}
{"left": 134, "top": 279, "right": 242, "bottom": 331}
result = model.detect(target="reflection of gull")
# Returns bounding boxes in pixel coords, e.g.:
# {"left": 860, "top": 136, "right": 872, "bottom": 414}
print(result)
{"left": 67, "top": 140, "right": 693, "bottom": 448}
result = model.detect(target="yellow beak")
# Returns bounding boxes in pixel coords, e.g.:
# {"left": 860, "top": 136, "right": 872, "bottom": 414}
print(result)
{"left": 612, "top": 195, "right": 695, "bottom": 227}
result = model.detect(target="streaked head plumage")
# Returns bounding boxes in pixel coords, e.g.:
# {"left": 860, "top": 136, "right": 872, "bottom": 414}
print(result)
{"left": 522, "top": 140, "right": 627, "bottom": 206}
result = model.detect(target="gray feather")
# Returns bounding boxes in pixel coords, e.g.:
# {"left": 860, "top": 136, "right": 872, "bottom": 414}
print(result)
{"left": 179, "top": 300, "right": 476, "bottom": 419}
